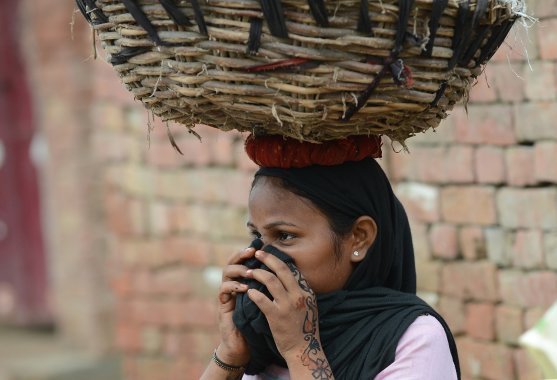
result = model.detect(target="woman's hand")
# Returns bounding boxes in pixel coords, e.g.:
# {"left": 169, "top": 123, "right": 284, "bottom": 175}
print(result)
{"left": 216, "top": 247, "right": 255, "bottom": 367}
{"left": 247, "top": 250, "right": 333, "bottom": 378}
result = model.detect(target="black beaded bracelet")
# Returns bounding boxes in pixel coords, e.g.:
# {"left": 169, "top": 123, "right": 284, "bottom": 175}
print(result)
{"left": 212, "top": 350, "right": 246, "bottom": 374}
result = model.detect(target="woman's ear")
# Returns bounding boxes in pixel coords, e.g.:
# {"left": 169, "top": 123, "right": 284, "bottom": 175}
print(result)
{"left": 349, "top": 216, "right": 377, "bottom": 263}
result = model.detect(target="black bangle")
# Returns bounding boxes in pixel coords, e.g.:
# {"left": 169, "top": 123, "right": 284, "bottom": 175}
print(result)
{"left": 212, "top": 350, "right": 246, "bottom": 374}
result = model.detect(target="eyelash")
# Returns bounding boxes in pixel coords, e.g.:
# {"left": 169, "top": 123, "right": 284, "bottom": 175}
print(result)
{"left": 249, "top": 230, "right": 297, "bottom": 243}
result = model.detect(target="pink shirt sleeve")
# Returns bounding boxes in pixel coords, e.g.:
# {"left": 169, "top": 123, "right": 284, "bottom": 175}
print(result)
{"left": 374, "top": 314, "right": 458, "bottom": 380}
{"left": 243, "top": 315, "right": 457, "bottom": 380}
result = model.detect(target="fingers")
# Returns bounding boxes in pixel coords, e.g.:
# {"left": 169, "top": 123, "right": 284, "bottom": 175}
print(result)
{"left": 222, "top": 247, "right": 257, "bottom": 281}
{"left": 247, "top": 288, "right": 276, "bottom": 315}
{"left": 227, "top": 247, "right": 256, "bottom": 265}
{"left": 219, "top": 280, "right": 249, "bottom": 304}
{"left": 252, "top": 250, "right": 300, "bottom": 292}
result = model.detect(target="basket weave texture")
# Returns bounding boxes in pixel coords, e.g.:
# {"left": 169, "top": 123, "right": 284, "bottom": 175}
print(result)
{"left": 79, "top": 0, "right": 521, "bottom": 142}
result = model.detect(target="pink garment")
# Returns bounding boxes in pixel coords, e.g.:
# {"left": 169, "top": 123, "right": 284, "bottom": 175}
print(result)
{"left": 242, "top": 315, "right": 457, "bottom": 380}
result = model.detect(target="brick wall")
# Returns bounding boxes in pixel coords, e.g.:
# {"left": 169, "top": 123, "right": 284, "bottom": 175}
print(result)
{"left": 389, "top": 4, "right": 557, "bottom": 379}
{"left": 22, "top": 0, "right": 557, "bottom": 379}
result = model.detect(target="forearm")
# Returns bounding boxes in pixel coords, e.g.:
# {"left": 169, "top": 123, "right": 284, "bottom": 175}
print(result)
{"left": 284, "top": 339, "right": 335, "bottom": 380}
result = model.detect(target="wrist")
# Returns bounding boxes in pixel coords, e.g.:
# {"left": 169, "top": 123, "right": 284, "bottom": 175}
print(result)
{"left": 216, "top": 344, "right": 250, "bottom": 368}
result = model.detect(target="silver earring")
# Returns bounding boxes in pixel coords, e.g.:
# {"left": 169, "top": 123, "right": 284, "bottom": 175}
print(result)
{"left": 353, "top": 251, "right": 359, "bottom": 256}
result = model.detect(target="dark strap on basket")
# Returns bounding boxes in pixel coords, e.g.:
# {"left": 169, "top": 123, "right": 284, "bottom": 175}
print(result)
{"left": 159, "top": 0, "right": 193, "bottom": 26}
{"left": 122, "top": 0, "right": 165, "bottom": 45}
{"left": 188, "top": 0, "right": 209, "bottom": 36}
{"left": 247, "top": 17, "right": 263, "bottom": 55}
{"left": 343, "top": 0, "right": 414, "bottom": 121}
{"left": 475, "top": 19, "right": 516, "bottom": 67}
{"left": 308, "top": 0, "right": 329, "bottom": 27}
{"left": 259, "top": 0, "right": 289, "bottom": 38}
{"left": 110, "top": 47, "right": 151, "bottom": 65}
{"left": 357, "top": 0, "right": 373, "bottom": 35}
{"left": 393, "top": 0, "right": 414, "bottom": 55}
{"left": 422, "top": 0, "right": 448, "bottom": 57}
{"left": 452, "top": 0, "right": 490, "bottom": 67}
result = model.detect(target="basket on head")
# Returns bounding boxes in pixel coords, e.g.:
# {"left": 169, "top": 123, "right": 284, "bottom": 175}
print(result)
{"left": 78, "top": 0, "right": 523, "bottom": 143}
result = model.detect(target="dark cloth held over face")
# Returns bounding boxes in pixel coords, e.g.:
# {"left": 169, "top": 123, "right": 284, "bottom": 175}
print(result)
{"left": 232, "top": 158, "right": 461, "bottom": 379}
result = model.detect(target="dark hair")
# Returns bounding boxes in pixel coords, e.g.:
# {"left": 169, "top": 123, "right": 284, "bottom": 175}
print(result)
{"left": 252, "top": 174, "right": 358, "bottom": 261}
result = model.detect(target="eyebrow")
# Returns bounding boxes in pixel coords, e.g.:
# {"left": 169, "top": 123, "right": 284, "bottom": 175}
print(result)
{"left": 246, "top": 221, "right": 298, "bottom": 230}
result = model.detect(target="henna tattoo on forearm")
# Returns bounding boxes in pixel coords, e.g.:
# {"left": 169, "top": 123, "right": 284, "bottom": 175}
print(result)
{"left": 288, "top": 264, "right": 334, "bottom": 379}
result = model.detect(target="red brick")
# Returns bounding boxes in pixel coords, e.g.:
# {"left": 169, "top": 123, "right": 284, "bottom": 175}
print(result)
{"left": 459, "top": 227, "right": 486, "bottom": 261}
{"left": 116, "top": 323, "right": 142, "bottom": 352}
{"left": 496, "top": 188, "right": 557, "bottom": 229}
{"left": 514, "top": 348, "right": 545, "bottom": 380}
{"left": 395, "top": 183, "right": 440, "bottom": 223}
{"left": 151, "top": 267, "right": 192, "bottom": 295}
{"left": 453, "top": 104, "right": 516, "bottom": 146}
{"left": 104, "top": 190, "right": 134, "bottom": 236}
{"left": 441, "top": 261, "right": 499, "bottom": 302}
{"left": 167, "top": 203, "right": 194, "bottom": 233}
{"left": 505, "top": 146, "right": 536, "bottom": 186}
{"left": 457, "top": 338, "right": 515, "bottom": 380}
{"left": 469, "top": 66, "right": 498, "bottom": 103}
{"left": 508, "top": 230, "right": 544, "bottom": 269}
{"left": 430, "top": 224, "right": 459, "bottom": 259}
{"left": 409, "top": 146, "right": 448, "bottom": 183}
{"left": 499, "top": 270, "right": 557, "bottom": 307}
{"left": 437, "top": 296, "right": 466, "bottom": 335}
{"left": 162, "top": 298, "right": 217, "bottom": 327}
{"left": 446, "top": 145, "right": 475, "bottom": 183}
{"left": 524, "top": 61, "right": 556, "bottom": 101}
{"left": 534, "top": 141, "right": 557, "bottom": 183}
{"left": 514, "top": 101, "right": 557, "bottom": 141}
{"left": 409, "top": 221, "right": 431, "bottom": 262}
{"left": 491, "top": 62, "right": 526, "bottom": 102}
{"left": 111, "top": 272, "right": 134, "bottom": 297}
{"left": 495, "top": 305, "right": 524, "bottom": 344}
{"left": 163, "top": 236, "right": 212, "bottom": 267}
{"left": 441, "top": 186, "right": 497, "bottom": 225}
{"left": 538, "top": 19, "right": 557, "bottom": 60}
{"left": 146, "top": 136, "right": 185, "bottom": 168}
{"left": 465, "top": 302, "right": 496, "bottom": 341}
{"left": 475, "top": 146, "right": 505, "bottom": 184}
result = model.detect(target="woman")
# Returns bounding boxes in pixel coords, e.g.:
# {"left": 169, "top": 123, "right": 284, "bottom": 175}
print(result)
{"left": 201, "top": 141, "right": 460, "bottom": 380}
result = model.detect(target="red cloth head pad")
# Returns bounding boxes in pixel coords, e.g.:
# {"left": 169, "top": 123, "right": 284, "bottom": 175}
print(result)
{"left": 245, "top": 134, "right": 382, "bottom": 168}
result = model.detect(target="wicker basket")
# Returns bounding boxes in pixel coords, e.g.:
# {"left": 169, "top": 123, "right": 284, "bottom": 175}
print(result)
{"left": 78, "top": 0, "right": 523, "bottom": 142}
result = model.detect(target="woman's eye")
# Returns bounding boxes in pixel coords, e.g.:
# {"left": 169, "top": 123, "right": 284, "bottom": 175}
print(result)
{"left": 250, "top": 230, "right": 261, "bottom": 239}
{"left": 278, "top": 232, "right": 296, "bottom": 241}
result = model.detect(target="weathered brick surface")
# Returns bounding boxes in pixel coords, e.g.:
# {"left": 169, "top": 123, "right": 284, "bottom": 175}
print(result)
{"left": 499, "top": 270, "right": 557, "bottom": 307}
{"left": 497, "top": 188, "right": 557, "bottom": 229}
{"left": 465, "top": 303, "right": 496, "bottom": 341}
{"left": 495, "top": 305, "right": 524, "bottom": 345}
{"left": 441, "top": 186, "right": 497, "bottom": 225}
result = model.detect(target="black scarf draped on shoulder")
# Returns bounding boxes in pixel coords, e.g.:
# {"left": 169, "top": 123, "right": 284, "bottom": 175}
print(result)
{"left": 232, "top": 158, "right": 461, "bottom": 379}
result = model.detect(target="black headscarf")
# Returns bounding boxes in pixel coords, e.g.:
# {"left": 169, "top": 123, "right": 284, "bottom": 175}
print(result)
{"left": 233, "top": 158, "right": 460, "bottom": 379}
